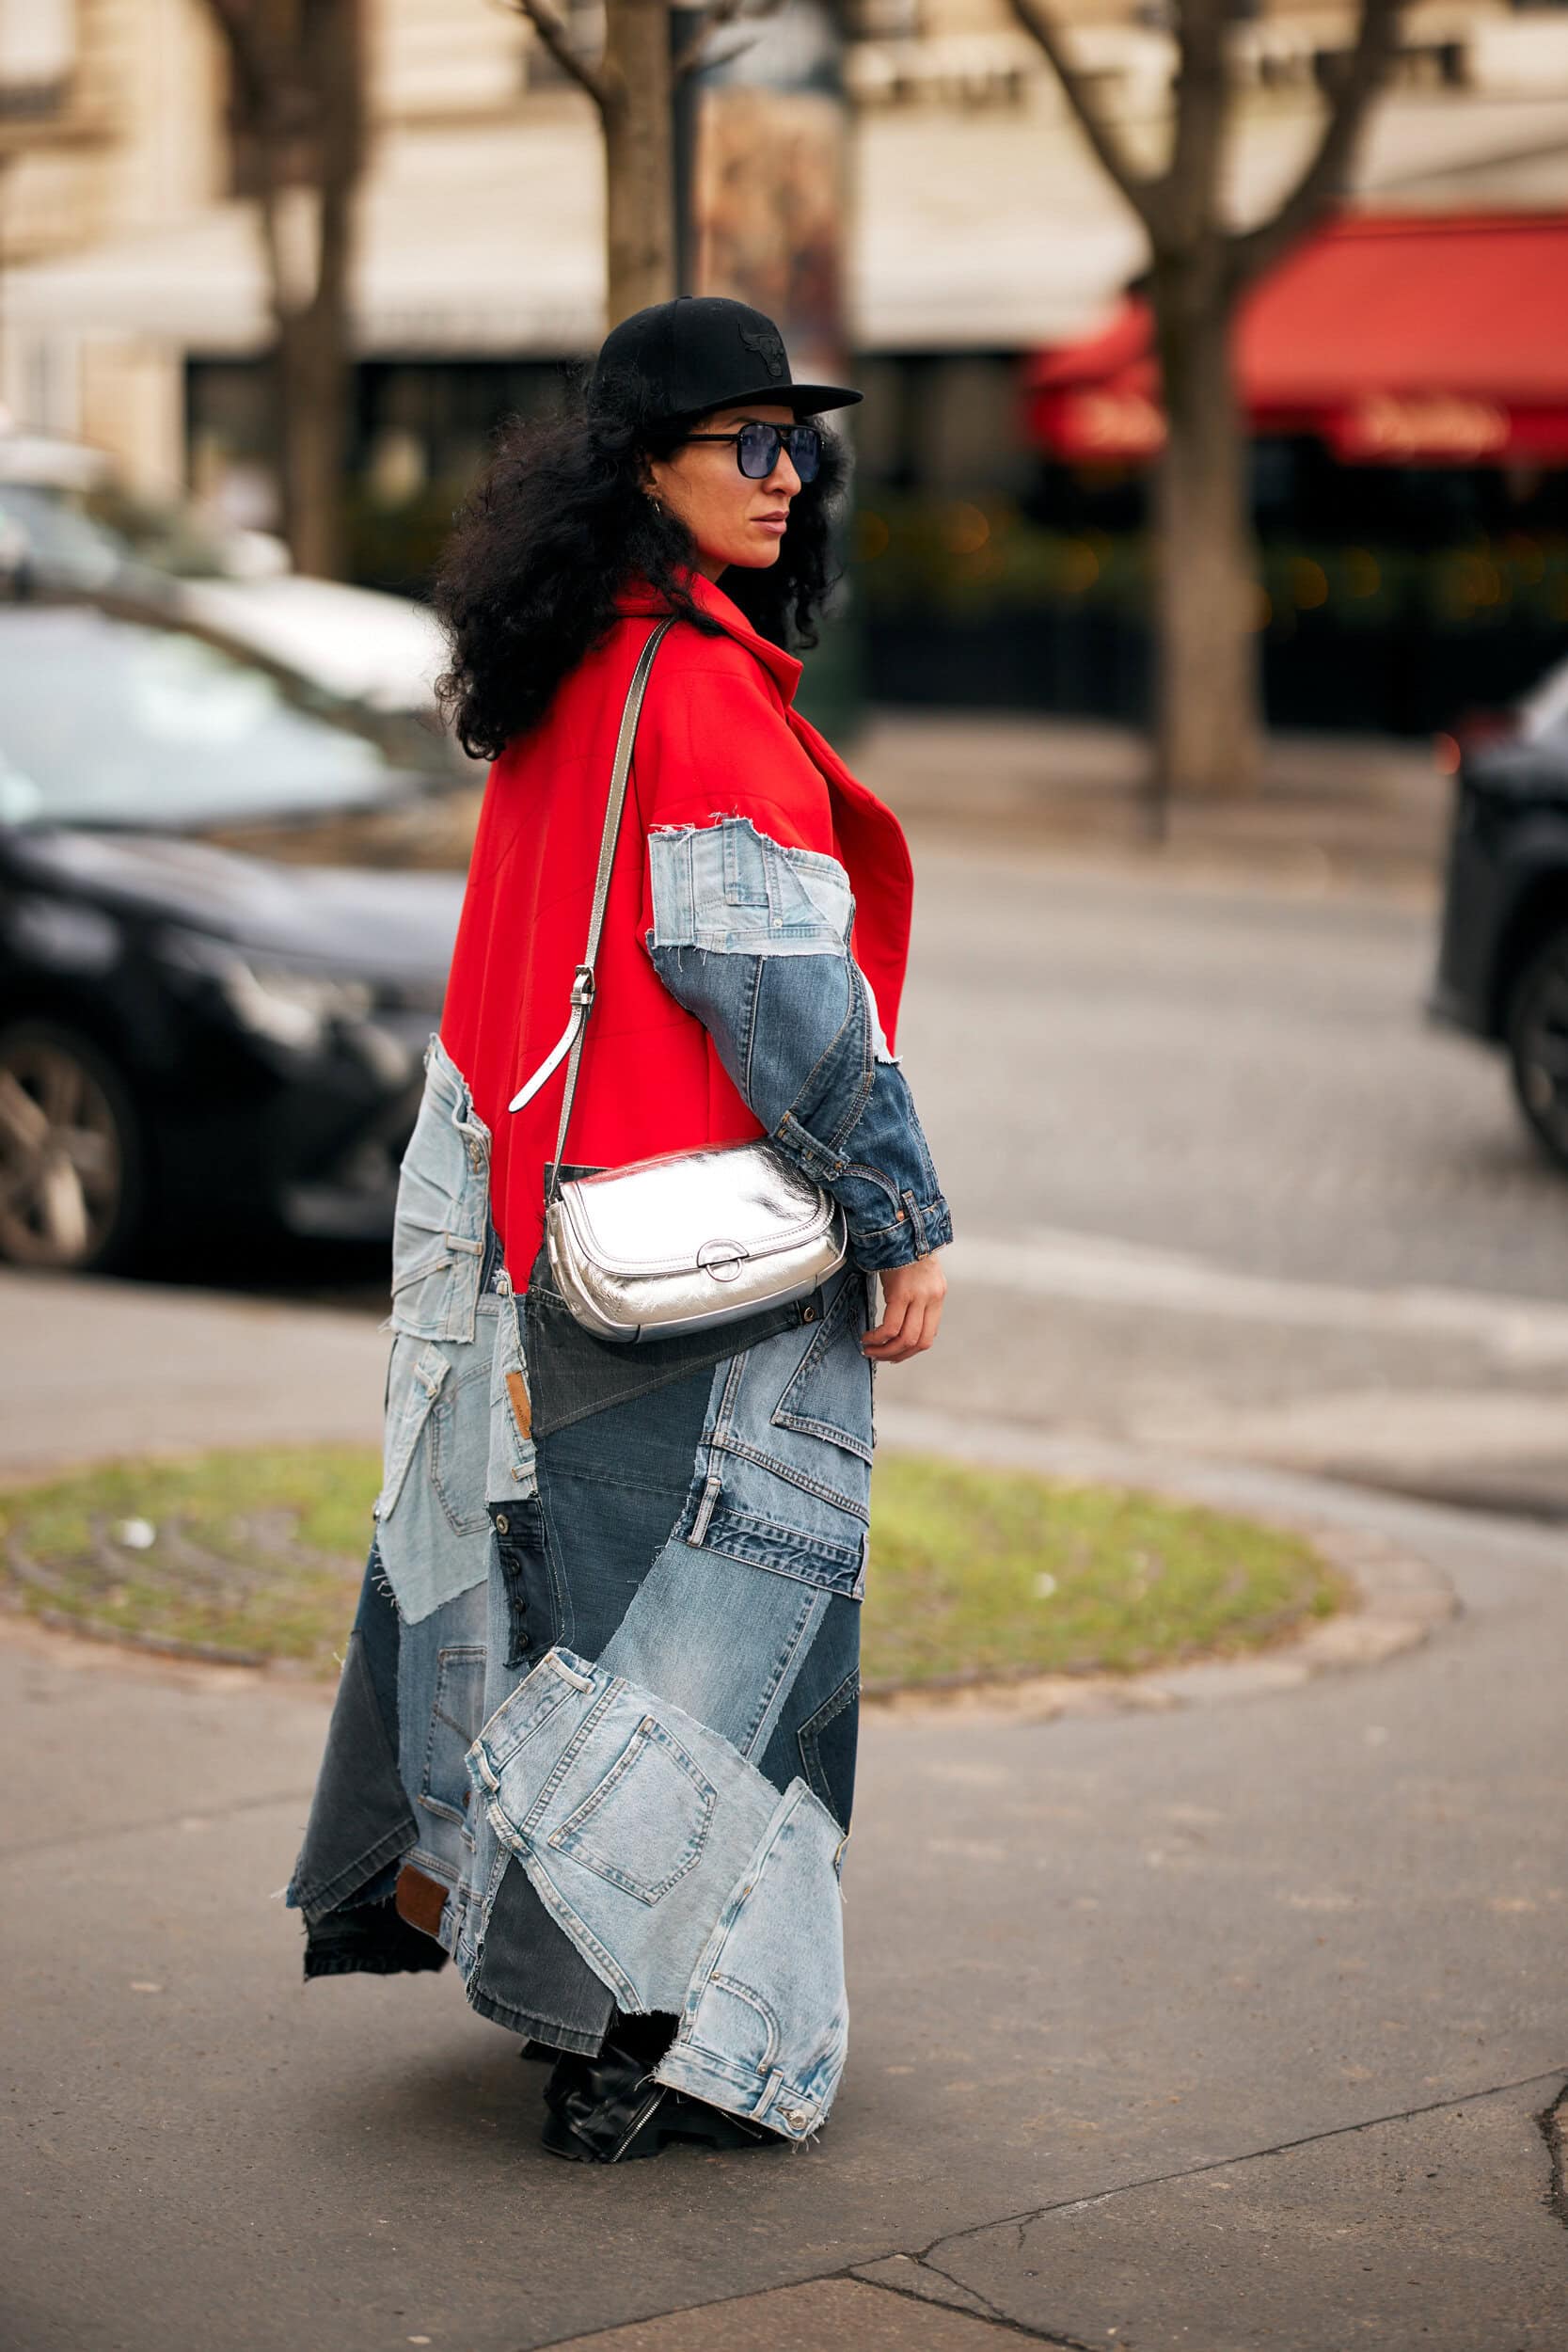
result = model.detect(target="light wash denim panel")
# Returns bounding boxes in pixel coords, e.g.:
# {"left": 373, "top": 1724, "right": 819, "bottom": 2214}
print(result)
{"left": 673, "top": 1259, "right": 874, "bottom": 1600}
{"left": 397, "top": 1577, "right": 490, "bottom": 1890}
{"left": 373, "top": 1037, "right": 540, "bottom": 1624}
{"left": 386, "top": 1034, "right": 492, "bottom": 1344}
{"left": 645, "top": 817, "right": 953, "bottom": 1274}
{"left": 287, "top": 1539, "right": 418, "bottom": 1930}
{"left": 467, "top": 1645, "right": 848, "bottom": 2140}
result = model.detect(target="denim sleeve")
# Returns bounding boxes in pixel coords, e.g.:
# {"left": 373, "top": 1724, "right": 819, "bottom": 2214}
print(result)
{"left": 643, "top": 815, "right": 954, "bottom": 1273}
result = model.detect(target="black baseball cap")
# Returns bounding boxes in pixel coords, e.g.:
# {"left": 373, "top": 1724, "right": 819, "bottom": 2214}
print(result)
{"left": 587, "top": 295, "right": 862, "bottom": 427}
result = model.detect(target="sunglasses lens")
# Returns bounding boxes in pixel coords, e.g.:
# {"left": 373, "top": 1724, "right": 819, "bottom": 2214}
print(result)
{"left": 736, "top": 423, "right": 775, "bottom": 478}
{"left": 791, "top": 426, "right": 821, "bottom": 483}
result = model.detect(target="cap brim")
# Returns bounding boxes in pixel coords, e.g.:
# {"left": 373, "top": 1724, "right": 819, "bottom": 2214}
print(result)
{"left": 781, "top": 382, "right": 863, "bottom": 416}
{"left": 669, "top": 379, "right": 863, "bottom": 421}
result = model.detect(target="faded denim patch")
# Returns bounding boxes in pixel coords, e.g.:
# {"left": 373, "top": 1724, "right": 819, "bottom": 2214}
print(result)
{"left": 647, "top": 815, "right": 853, "bottom": 956}
{"left": 385, "top": 1034, "right": 490, "bottom": 1344}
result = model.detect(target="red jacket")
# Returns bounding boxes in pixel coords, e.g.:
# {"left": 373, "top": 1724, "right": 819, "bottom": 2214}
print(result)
{"left": 439, "top": 569, "right": 915, "bottom": 1283}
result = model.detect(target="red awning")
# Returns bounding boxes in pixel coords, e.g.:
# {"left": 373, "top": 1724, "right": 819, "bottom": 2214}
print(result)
{"left": 1026, "top": 215, "right": 1568, "bottom": 465}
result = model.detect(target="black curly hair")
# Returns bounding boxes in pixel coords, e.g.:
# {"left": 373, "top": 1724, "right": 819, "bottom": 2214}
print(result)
{"left": 431, "top": 365, "right": 849, "bottom": 762}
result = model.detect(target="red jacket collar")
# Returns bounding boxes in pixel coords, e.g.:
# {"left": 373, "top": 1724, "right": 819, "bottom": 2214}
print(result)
{"left": 613, "top": 567, "right": 804, "bottom": 707}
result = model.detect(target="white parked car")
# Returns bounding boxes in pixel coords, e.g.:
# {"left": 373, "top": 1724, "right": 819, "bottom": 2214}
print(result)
{"left": 0, "top": 422, "right": 453, "bottom": 723}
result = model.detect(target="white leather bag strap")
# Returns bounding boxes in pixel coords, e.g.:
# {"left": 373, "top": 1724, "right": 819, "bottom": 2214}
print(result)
{"left": 508, "top": 618, "right": 675, "bottom": 1207}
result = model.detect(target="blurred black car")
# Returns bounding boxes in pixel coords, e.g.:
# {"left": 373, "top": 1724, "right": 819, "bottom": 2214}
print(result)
{"left": 0, "top": 594, "right": 466, "bottom": 1270}
{"left": 1431, "top": 658, "right": 1568, "bottom": 1170}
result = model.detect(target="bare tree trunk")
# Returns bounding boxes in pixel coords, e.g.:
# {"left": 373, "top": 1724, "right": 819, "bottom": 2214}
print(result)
{"left": 1148, "top": 252, "right": 1261, "bottom": 808}
{"left": 277, "top": 253, "right": 350, "bottom": 577}
{"left": 205, "top": 0, "right": 364, "bottom": 580}
{"left": 602, "top": 0, "right": 675, "bottom": 321}
{"left": 1006, "top": 0, "right": 1405, "bottom": 806}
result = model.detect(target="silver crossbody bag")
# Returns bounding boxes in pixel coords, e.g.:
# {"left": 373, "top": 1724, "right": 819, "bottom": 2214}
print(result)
{"left": 509, "top": 619, "right": 848, "bottom": 1343}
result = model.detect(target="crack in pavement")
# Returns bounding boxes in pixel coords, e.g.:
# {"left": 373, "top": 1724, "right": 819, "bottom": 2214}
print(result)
{"left": 907, "top": 2065, "right": 1568, "bottom": 2277}
{"left": 1534, "top": 2080, "right": 1568, "bottom": 2231}
{"left": 859, "top": 2252, "right": 1096, "bottom": 2346}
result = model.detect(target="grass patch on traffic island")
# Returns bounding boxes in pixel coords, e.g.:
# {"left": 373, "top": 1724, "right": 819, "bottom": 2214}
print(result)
{"left": 0, "top": 1445, "right": 1340, "bottom": 1684}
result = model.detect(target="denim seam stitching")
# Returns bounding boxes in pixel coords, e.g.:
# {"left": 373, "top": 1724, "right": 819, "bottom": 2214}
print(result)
{"left": 701, "top": 1973, "right": 782, "bottom": 2073}
{"left": 418, "top": 1645, "right": 485, "bottom": 1824}
{"left": 515, "top": 1679, "right": 619, "bottom": 1837}
{"left": 705, "top": 1435, "right": 870, "bottom": 1520}
{"left": 741, "top": 1584, "right": 826, "bottom": 1760}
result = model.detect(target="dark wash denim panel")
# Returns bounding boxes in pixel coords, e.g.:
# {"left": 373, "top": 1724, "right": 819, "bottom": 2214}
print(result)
{"left": 757, "top": 1594, "right": 862, "bottom": 1832}
{"left": 644, "top": 815, "right": 955, "bottom": 1274}
{"left": 287, "top": 1542, "right": 451, "bottom": 1979}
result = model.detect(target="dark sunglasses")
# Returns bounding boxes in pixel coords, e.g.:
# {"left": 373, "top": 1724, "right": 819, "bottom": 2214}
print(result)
{"left": 679, "top": 419, "right": 822, "bottom": 484}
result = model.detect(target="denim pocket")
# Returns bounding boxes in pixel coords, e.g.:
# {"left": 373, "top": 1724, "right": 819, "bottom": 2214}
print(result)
{"left": 388, "top": 1041, "right": 489, "bottom": 1343}
{"left": 375, "top": 1330, "right": 495, "bottom": 1622}
{"left": 546, "top": 1715, "right": 718, "bottom": 1905}
{"left": 684, "top": 1267, "right": 873, "bottom": 1599}
{"left": 379, "top": 1337, "right": 492, "bottom": 1538}
{"left": 771, "top": 1269, "right": 874, "bottom": 1466}
{"left": 420, "top": 1644, "right": 486, "bottom": 1825}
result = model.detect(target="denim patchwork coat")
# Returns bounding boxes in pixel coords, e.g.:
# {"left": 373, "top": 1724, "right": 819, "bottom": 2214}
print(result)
{"left": 287, "top": 569, "right": 953, "bottom": 2144}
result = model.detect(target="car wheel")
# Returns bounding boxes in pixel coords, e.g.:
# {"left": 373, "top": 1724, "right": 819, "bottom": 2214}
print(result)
{"left": 1506, "top": 924, "right": 1568, "bottom": 1173}
{"left": 0, "top": 1020, "right": 145, "bottom": 1271}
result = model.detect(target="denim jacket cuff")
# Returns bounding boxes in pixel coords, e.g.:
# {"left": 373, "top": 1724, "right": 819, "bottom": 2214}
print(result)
{"left": 847, "top": 1190, "right": 954, "bottom": 1273}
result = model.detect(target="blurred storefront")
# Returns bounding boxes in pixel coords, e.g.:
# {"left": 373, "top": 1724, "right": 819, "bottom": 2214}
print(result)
{"left": 4, "top": 0, "right": 1568, "bottom": 732}
{"left": 864, "top": 213, "right": 1568, "bottom": 734}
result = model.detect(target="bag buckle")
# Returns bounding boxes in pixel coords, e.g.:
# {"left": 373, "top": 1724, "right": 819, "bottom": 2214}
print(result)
{"left": 569, "top": 965, "right": 595, "bottom": 1009}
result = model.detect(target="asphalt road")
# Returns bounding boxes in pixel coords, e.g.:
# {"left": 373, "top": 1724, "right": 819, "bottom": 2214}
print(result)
{"left": 881, "top": 845, "right": 1568, "bottom": 1512}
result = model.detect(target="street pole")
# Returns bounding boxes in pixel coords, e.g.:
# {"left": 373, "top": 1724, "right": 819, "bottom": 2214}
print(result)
{"left": 670, "top": 1, "right": 705, "bottom": 298}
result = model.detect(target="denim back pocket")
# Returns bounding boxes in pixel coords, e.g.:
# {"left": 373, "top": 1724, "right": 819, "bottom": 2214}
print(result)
{"left": 546, "top": 1714, "right": 718, "bottom": 1905}
{"left": 388, "top": 1039, "right": 489, "bottom": 1343}
{"left": 681, "top": 1265, "right": 873, "bottom": 1599}
{"left": 419, "top": 1644, "right": 487, "bottom": 1826}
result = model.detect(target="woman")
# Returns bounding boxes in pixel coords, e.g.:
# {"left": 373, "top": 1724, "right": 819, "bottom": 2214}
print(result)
{"left": 286, "top": 295, "right": 952, "bottom": 2164}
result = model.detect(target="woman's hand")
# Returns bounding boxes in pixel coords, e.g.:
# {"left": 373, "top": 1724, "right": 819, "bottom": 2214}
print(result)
{"left": 861, "top": 1252, "right": 946, "bottom": 1363}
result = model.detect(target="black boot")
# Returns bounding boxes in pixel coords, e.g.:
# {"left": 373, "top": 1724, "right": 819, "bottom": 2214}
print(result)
{"left": 539, "top": 2011, "right": 773, "bottom": 2163}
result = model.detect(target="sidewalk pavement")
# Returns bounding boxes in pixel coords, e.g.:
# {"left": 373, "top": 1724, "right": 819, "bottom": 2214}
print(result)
{"left": 2, "top": 1270, "right": 1565, "bottom": 2352}
{"left": 854, "top": 709, "right": 1449, "bottom": 891}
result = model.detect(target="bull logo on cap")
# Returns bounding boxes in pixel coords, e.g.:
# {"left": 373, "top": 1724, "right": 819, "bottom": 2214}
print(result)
{"left": 739, "top": 325, "right": 787, "bottom": 380}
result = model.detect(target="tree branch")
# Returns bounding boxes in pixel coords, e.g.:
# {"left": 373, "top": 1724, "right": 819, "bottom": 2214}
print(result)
{"left": 673, "top": 0, "right": 786, "bottom": 81}
{"left": 1006, "top": 0, "right": 1160, "bottom": 239}
{"left": 506, "top": 0, "right": 615, "bottom": 117}
{"left": 1228, "top": 0, "right": 1406, "bottom": 287}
